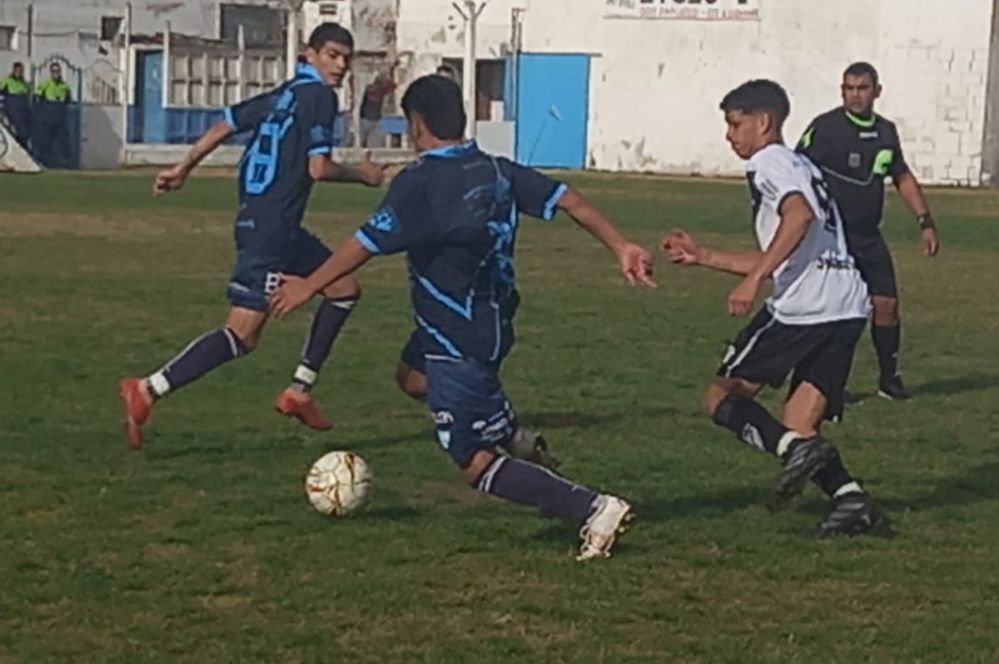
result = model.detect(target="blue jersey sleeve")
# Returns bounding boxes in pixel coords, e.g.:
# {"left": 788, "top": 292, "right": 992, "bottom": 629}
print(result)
{"left": 224, "top": 91, "right": 273, "bottom": 135}
{"left": 297, "top": 84, "right": 339, "bottom": 156}
{"left": 506, "top": 161, "right": 567, "bottom": 220}
{"left": 353, "top": 168, "right": 433, "bottom": 255}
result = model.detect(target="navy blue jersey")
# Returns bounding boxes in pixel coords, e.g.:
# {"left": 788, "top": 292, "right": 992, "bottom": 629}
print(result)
{"left": 224, "top": 63, "right": 337, "bottom": 254}
{"left": 354, "top": 141, "right": 566, "bottom": 364}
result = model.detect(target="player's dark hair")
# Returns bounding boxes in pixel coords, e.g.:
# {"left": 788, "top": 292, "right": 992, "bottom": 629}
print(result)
{"left": 844, "top": 61, "right": 879, "bottom": 86}
{"left": 401, "top": 75, "right": 466, "bottom": 140}
{"left": 307, "top": 22, "right": 354, "bottom": 51}
{"left": 719, "top": 79, "right": 791, "bottom": 127}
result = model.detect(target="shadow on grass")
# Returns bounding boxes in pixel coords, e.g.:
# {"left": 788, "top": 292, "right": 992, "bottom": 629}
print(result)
{"left": 914, "top": 374, "right": 999, "bottom": 397}
{"left": 881, "top": 461, "right": 999, "bottom": 512}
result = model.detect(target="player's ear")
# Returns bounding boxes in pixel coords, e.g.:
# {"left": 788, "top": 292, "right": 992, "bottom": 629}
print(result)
{"left": 874, "top": 84, "right": 883, "bottom": 100}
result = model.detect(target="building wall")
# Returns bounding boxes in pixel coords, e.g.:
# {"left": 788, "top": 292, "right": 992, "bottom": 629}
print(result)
{"left": 396, "top": 0, "right": 996, "bottom": 185}
{"left": 0, "top": 0, "right": 278, "bottom": 102}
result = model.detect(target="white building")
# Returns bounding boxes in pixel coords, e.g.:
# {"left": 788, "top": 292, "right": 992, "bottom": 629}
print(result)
{"left": 1, "top": 0, "right": 997, "bottom": 184}
{"left": 392, "top": 0, "right": 999, "bottom": 186}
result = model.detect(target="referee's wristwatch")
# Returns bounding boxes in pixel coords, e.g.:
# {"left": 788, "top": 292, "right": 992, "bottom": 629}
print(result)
{"left": 917, "top": 213, "right": 936, "bottom": 230}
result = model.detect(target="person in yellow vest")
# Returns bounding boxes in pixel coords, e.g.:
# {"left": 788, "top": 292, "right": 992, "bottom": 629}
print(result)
{"left": 35, "top": 62, "right": 73, "bottom": 167}
{"left": 0, "top": 61, "right": 31, "bottom": 143}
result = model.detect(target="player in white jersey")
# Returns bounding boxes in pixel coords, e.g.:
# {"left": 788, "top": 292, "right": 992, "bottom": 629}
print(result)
{"left": 663, "top": 79, "right": 881, "bottom": 537}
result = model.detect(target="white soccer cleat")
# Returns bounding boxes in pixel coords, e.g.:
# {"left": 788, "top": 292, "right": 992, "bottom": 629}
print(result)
{"left": 577, "top": 495, "right": 634, "bottom": 561}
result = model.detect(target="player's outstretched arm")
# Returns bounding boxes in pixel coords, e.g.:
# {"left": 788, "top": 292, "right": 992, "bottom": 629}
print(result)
{"left": 153, "top": 120, "right": 233, "bottom": 195}
{"left": 308, "top": 151, "right": 387, "bottom": 187}
{"left": 557, "top": 188, "right": 656, "bottom": 287}
{"left": 269, "top": 236, "right": 372, "bottom": 319}
{"left": 662, "top": 229, "right": 763, "bottom": 276}
{"left": 893, "top": 171, "right": 939, "bottom": 257}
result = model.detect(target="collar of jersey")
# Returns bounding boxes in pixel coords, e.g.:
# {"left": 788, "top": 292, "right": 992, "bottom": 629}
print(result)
{"left": 295, "top": 63, "right": 324, "bottom": 82}
{"left": 843, "top": 109, "right": 876, "bottom": 128}
{"left": 420, "top": 140, "right": 478, "bottom": 158}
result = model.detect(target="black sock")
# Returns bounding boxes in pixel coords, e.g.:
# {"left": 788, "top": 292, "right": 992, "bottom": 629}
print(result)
{"left": 812, "top": 448, "right": 863, "bottom": 498}
{"left": 148, "top": 328, "right": 248, "bottom": 398}
{"left": 872, "top": 323, "right": 901, "bottom": 382}
{"left": 291, "top": 295, "right": 359, "bottom": 392}
{"left": 712, "top": 394, "right": 792, "bottom": 457}
{"left": 473, "top": 456, "right": 597, "bottom": 523}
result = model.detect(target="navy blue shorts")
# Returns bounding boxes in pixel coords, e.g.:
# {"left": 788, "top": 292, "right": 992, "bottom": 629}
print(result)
{"left": 226, "top": 230, "right": 331, "bottom": 311}
{"left": 399, "top": 329, "right": 425, "bottom": 373}
{"left": 425, "top": 357, "right": 517, "bottom": 467}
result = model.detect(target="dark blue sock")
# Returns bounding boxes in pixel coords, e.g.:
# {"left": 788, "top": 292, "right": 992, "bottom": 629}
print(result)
{"left": 292, "top": 295, "right": 359, "bottom": 392}
{"left": 147, "top": 328, "right": 247, "bottom": 398}
{"left": 473, "top": 456, "right": 597, "bottom": 523}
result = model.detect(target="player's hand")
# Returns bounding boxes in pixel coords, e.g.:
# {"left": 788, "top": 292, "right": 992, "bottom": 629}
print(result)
{"left": 357, "top": 151, "right": 389, "bottom": 187}
{"left": 661, "top": 229, "right": 701, "bottom": 266}
{"left": 616, "top": 243, "right": 656, "bottom": 288}
{"left": 268, "top": 274, "right": 315, "bottom": 319}
{"left": 921, "top": 227, "right": 940, "bottom": 257}
{"left": 153, "top": 164, "right": 190, "bottom": 195}
{"left": 727, "top": 274, "right": 761, "bottom": 316}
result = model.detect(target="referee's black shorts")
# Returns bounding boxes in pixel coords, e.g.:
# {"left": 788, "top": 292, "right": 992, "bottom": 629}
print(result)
{"left": 846, "top": 231, "right": 898, "bottom": 298}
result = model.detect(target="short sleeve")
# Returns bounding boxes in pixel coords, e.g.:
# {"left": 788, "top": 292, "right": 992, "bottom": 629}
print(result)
{"left": 751, "top": 151, "right": 809, "bottom": 210}
{"left": 353, "top": 168, "right": 431, "bottom": 255}
{"left": 298, "top": 84, "right": 339, "bottom": 156}
{"left": 887, "top": 123, "right": 909, "bottom": 178}
{"left": 224, "top": 91, "right": 273, "bottom": 135}
{"left": 796, "top": 116, "right": 827, "bottom": 163}
{"left": 505, "top": 161, "right": 567, "bottom": 221}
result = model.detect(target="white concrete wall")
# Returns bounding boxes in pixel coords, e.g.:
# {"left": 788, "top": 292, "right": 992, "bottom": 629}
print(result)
{"left": 0, "top": 0, "right": 277, "bottom": 102}
{"left": 396, "top": 0, "right": 995, "bottom": 185}
{"left": 79, "top": 103, "right": 122, "bottom": 170}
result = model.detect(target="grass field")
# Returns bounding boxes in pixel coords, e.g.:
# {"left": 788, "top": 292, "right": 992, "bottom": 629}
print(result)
{"left": 2, "top": 170, "right": 999, "bottom": 663}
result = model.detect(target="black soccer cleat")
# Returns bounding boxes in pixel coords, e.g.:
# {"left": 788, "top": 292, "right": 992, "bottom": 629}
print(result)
{"left": 816, "top": 492, "right": 880, "bottom": 537}
{"left": 771, "top": 436, "right": 837, "bottom": 510}
{"left": 877, "top": 375, "right": 911, "bottom": 401}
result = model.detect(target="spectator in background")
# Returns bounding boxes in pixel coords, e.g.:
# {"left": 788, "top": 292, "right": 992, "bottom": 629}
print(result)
{"left": 35, "top": 62, "right": 72, "bottom": 168}
{"left": 0, "top": 62, "right": 31, "bottom": 144}
{"left": 359, "top": 72, "right": 396, "bottom": 148}
{"left": 436, "top": 64, "right": 458, "bottom": 81}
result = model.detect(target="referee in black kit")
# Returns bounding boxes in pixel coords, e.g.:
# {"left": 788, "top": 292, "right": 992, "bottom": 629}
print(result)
{"left": 797, "top": 62, "right": 940, "bottom": 401}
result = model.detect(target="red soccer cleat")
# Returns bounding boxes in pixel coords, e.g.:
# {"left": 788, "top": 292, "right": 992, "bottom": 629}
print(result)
{"left": 117, "top": 377, "right": 152, "bottom": 449}
{"left": 274, "top": 389, "right": 333, "bottom": 431}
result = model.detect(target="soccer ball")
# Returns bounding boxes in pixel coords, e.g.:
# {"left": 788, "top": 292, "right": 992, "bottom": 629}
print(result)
{"left": 305, "top": 451, "right": 373, "bottom": 516}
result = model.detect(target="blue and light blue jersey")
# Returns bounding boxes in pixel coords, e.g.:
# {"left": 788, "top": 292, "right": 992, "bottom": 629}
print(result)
{"left": 224, "top": 63, "right": 337, "bottom": 253}
{"left": 355, "top": 141, "right": 566, "bottom": 364}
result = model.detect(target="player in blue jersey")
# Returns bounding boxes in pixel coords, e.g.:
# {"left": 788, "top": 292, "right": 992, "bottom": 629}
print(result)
{"left": 270, "top": 75, "right": 656, "bottom": 560}
{"left": 117, "top": 23, "right": 386, "bottom": 448}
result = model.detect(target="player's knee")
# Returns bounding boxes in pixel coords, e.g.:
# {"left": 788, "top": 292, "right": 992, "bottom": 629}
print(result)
{"left": 460, "top": 449, "right": 497, "bottom": 486}
{"left": 225, "top": 327, "right": 257, "bottom": 353}
{"left": 701, "top": 385, "right": 726, "bottom": 418}
{"left": 321, "top": 275, "right": 361, "bottom": 301}
{"left": 395, "top": 364, "right": 427, "bottom": 400}
{"left": 871, "top": 295, "right": 899, "bottom": 326}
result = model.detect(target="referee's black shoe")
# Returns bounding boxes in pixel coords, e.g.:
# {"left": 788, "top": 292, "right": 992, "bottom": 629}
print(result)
{"left": 878, "top": 375, "right": 911, "bottom": 401}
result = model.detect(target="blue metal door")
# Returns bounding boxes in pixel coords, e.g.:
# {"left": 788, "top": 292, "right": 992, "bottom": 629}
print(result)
{"left": 137, "top": 51, "right": 166, "bottom": 143}
{"left": 514, "top": 53, "right": 589, "bottom": 168}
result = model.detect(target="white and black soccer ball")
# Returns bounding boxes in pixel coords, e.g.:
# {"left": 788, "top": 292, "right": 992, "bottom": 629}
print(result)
{"left": 305, "top": 451, "right": 373, "bottom": 516}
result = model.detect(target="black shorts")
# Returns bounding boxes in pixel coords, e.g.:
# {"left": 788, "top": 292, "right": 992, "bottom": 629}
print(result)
{"left": 717, "top": 308, "right": 866, "bottom": 421}
{"left": 846, "top": 232, "right": 898, "bottom": 298}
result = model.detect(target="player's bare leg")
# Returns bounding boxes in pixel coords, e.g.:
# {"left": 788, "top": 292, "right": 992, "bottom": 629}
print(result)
{"left": 703, "top": 377, "right": 835, "bottom": 508}
{"left": 871, "top": 295, "right": 909, "bottom": 400}
{"left": 118, "top": 307, "right": 264, "bottom": 449}
{"left": 461, "top": 448, "right": 631, "bottom": 561}
{"left": 395, "top": 361, "right": 560, "bottom": 468}
{"left": 275, "top": 274, "right": 360, "bottom": 431}
{"left": 782, "top": 382, "right": 880, "bottom": 535}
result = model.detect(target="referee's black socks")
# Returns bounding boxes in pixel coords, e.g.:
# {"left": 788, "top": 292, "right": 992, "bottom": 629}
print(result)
{"left": 872, "top": 323, "right": 901, "bottom": 382}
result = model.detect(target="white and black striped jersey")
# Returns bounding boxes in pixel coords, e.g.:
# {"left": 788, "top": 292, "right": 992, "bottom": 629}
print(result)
{"left": 745, "top": 144, "right": 870, "bottom": 324}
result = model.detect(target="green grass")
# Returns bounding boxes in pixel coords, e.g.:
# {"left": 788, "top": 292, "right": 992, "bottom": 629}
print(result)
{"left": 2, "top": 171, "right": 999, "bottom": 663}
